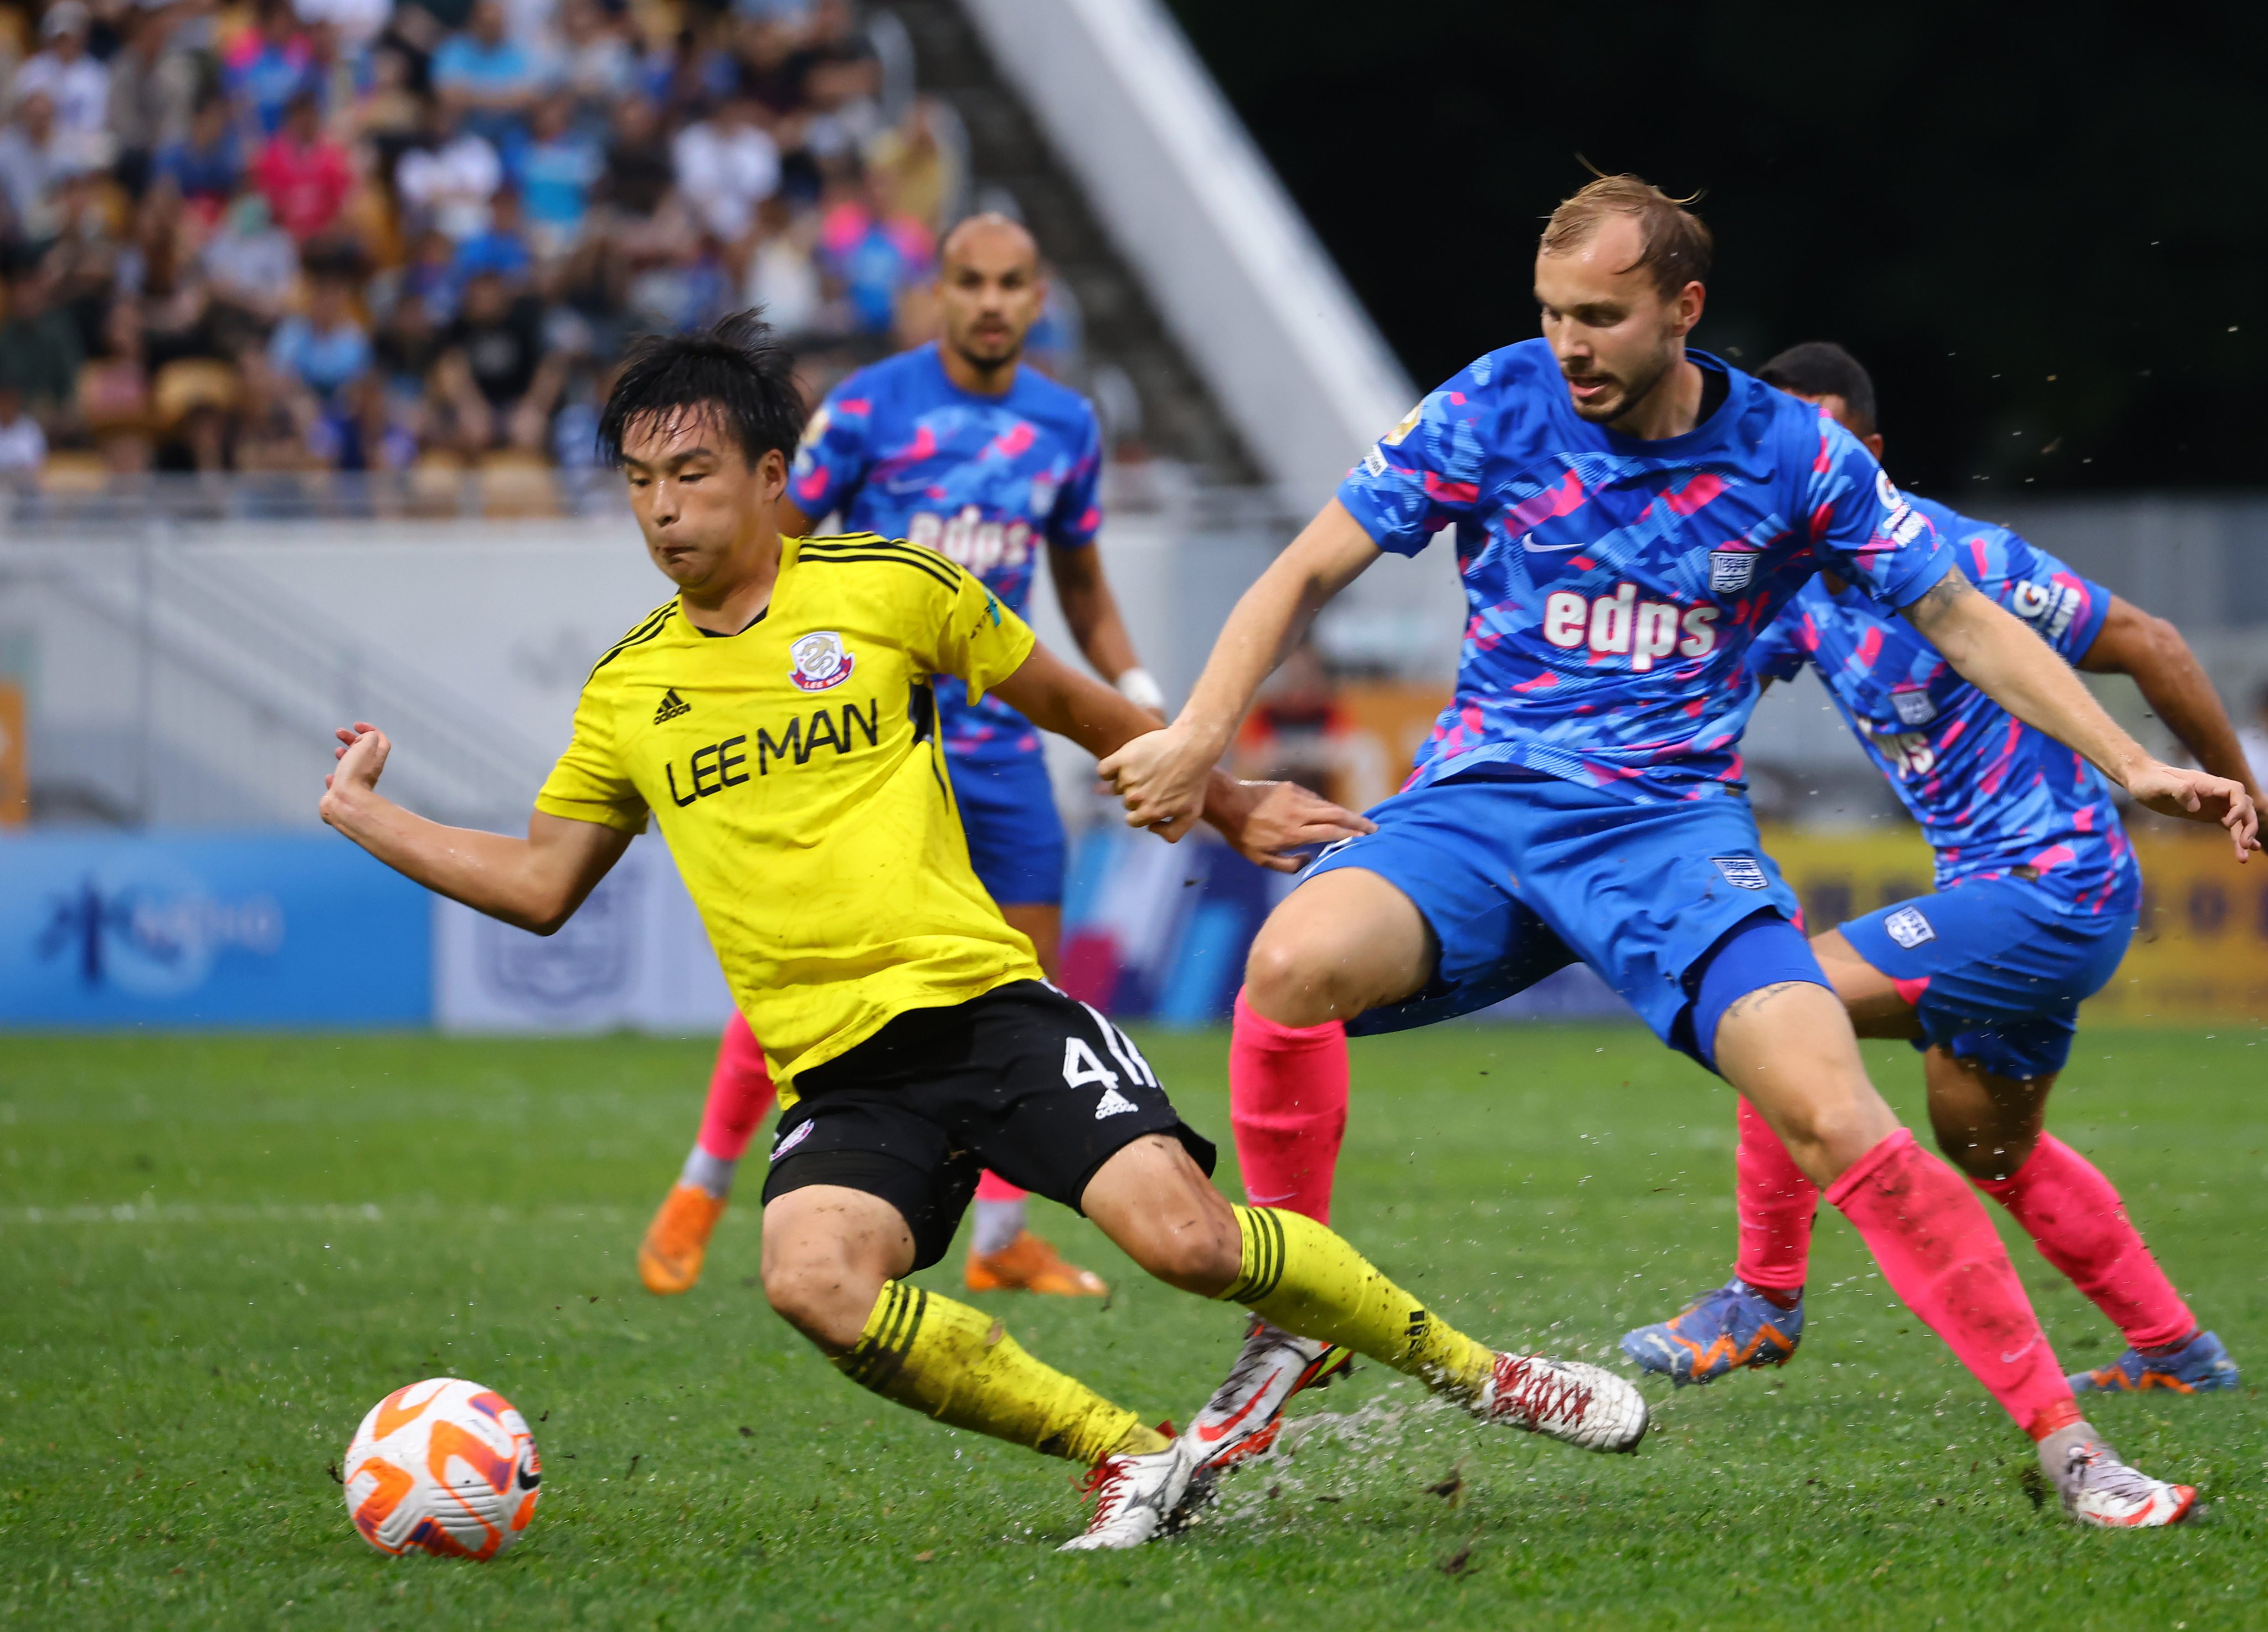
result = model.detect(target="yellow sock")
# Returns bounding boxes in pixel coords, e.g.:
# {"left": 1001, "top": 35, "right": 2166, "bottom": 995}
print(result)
{"left": 833, "top": 1281, "right": 1160, "bottom": 1464}
{"left": 1218, "top": 1205, "right": 1495, "bottom": 1402}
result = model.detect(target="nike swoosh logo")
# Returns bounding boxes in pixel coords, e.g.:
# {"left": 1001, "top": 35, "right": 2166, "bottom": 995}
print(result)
{"left": 1520, "top": 534, "right": 1588, "bottom": 553}
{"left": 1196, "top": 1368, "right": 1282, "bottom": 1443}
{"left": 1245, "top": 1190, "right": 1299, "bottom": 1206}
{"left": 2000, "top": 1338, "right": 2040, "bottom": 1366}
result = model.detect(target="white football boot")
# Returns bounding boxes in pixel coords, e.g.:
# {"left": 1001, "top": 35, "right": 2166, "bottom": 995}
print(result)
{"left": 2045, "top": 1429, "right": 2198, "bottom": 1528}
{"left": 1168, "top": 1317, "right": 1354, "bottom": 1526}
{"left": 1059, "top": 1437, "right": 1199, "bottom": 1552}
{"left": 1474, "top": 1351, "right": 1649, "bottom": 1453}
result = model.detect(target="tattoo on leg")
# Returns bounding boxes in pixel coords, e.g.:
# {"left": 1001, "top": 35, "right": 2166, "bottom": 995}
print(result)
{"left": 1719, "top": 980, "right": 1808, "bottom": 1028}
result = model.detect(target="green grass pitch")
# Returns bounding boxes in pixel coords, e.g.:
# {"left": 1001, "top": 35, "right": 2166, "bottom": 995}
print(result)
{"left": 3, "top": 1025, "right": 2264, "bottom": 1629}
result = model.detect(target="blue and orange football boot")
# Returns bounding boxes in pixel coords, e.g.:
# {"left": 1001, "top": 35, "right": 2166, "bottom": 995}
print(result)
{"left": 2069, "top": 1329, "right": 2239, "bottom": 1394}
{"left": 1620, "top": 1280, "right": 1803, "bottom": 1386}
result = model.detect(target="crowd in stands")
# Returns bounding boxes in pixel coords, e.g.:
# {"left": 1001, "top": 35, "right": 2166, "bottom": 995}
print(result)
{"left": 0, "top": 0, "right": 967, "bottom": 486}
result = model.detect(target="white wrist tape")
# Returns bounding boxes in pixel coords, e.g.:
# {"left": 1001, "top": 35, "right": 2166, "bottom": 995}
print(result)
{"left": 1115, "top": 667, "right": 1166, "bottom": 714}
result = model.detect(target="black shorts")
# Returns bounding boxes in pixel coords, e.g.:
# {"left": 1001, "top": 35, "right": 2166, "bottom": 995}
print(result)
{"left": 760, "top": 980, "right": 1215, "bottom": 1271}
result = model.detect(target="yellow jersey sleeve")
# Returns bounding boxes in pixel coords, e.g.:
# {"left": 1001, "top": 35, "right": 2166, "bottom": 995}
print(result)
{"left": 534, "top": 681, "right": 650, "bottom": 833}
{"left": 922, "top": 565, "right": 1036, "bottom": 708}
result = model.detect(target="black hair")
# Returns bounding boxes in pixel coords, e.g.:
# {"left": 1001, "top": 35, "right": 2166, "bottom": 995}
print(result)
{"left": 1756, "top": 341, "right": 1878, "bottom": 436}
{"left": 596, "top": 309, "right": 804, "bottom": 469}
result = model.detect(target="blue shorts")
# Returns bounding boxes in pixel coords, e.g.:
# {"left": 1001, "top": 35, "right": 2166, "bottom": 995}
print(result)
{"left": 1307, "top": 771, "right": 1806, "bottom": 1051}
{"left": 1839, "top": 879, "right": 2136, "bottom": 1080}
{"left": 947, "top": 748, "right": 1066, "bottom": 908}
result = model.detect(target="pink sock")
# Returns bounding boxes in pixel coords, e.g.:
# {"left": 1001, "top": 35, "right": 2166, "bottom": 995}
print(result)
{"left": 1828, "top": 1129, "right": 2078, "bottom": 1438}
{"left": 1734, "top": 1096, "right": 1819, "bottom": 1293}
{"left": 696, "top": 1013, "right": 777, "bottom": 1161}
{"left": 973, "top": 1171, "right": 1027, "bottom": 1204}
{"left": 1227, "top": 987, "right": 1348, "bottom": 1224}
{"left": 1974, "top": 1134, "right": 2195, "bottom": 1353}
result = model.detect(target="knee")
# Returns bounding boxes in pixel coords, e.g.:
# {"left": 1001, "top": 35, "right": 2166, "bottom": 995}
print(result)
{"left": 1930, "top": 1120, "right": 2036, "bottom": 1184}
{"left": 1123, "top": 1210, "right": 1243, "bottom": 1298}
{"left": 1243, "top": 928, "right": 1324, "bottom": 1023}
{"left": 760, "top": 1252, "right": 877, "bottom": 1356}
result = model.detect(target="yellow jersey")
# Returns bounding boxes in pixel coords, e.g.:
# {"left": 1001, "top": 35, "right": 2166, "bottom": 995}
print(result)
{"left": 534, "top": 533, "right": 1043, "bottom": 1101}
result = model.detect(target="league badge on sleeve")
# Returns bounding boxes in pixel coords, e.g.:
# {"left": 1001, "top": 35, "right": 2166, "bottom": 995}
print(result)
{"left": 1883, "top": 905, "right": 1935, "bottom": 948}
{"left": 1890, "top": 685, "right": 1938, "bottom": 727}
{"left": 1711, "top": 855, "right": 1770, "bottom": 890}
{"left": 790, "top": 631, "right": 856, "bottom": 692}
{"left": 1709, "top": 547, "right": 1760, "bottom": 595}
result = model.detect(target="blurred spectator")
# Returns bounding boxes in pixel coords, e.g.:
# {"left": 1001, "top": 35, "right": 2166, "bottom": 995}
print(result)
{"left": 450, "top": 183, "right": 529, "bottom": 281}
{"left": 79, "top": 298, "right": 152, "bottom": 431}
{"left": 595, "top": 94, "right": 671, "bottom": 221}
{"left": 431, "top": 1, "right": 540, "bottom": 147}
{"left": 396, "top": 109, "right": 501, "bottom": 240}
{"left": 0, "top": 265, "right": 86, "bottom": 429}
{"left": 819, "top": 164, "right": 931, "bottom": 335}
{"left": 223, "top": 0, "right": 318, "bottom": 139}
{"left": 508, "top": 91, "right": 599, "bottom": 258}
{"left": 0, "top": 383, "right": 48, "bottom": 471}
{"left": 743, "top": 191, "right": 818, "bottom": 334}
{"left": 15, "top": 2, "right": 110, "bottom": 159}
{"left": 153, "top": 95, "right": 246, "bottom": 220}
{"left": 253, "top": 91, "right": 352, "bottom": 241}
{"left": 103, "top": 6, "right": 179, "bottom": 192}
{"left": 297, "top": 0, "right": 392, "bottom": 54}
{"left": 200, "top": 192, "right": 299, "bottom": 323}
{"left": 555, "top": 0, "right": 632, "bottom": 116}
{"left": 0, "top": 92, "right": 89, "bottom": 241}
{"left": 431, "top": 266, "right": 558, "bottom": 450}
{"left": 268, "top": 267, "right": 369, "bottom": 404}
{"left": 672, "top": 90, "right": 777, "bottom": 245}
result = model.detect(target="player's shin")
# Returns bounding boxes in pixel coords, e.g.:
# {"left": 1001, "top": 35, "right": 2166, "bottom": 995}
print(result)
{"left": 833, "top": 1280, "right": 1165, "bottom": 1464}
{"left": 1735, "top": 1096, "right": 1818, "bottom": 1295}
{"left": 1227, "top": 989, "right": 1349, "bottom": 1223}
{"left": 1974, "top": 1134, "right": 2195, "bottom": 1353}
{"left": 1215, "top": 1204, "right": 1492, "bottom": 1399}
{"left": 687, "top": 1015, "right": 778, "bottom": 1195}
{"left": 1826, "top": 1129, "right": 2077, "bottom": 1437}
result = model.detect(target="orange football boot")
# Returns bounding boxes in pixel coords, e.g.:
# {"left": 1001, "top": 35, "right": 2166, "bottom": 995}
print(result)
{"left": 639, "top": 1183, "right": 729, "bottom": 1295}
{"left": 964, "top": 1229, "right": 1109, "bottom": 1296}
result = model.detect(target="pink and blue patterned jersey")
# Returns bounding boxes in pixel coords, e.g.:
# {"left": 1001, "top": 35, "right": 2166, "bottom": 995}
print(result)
{"left": 787, "top": 342, "right": 1103, "bottom": 760}
{"left": 1747, "top": 497, "right": 2137, "bottom": 914}
{"left": 1337, "top": 341, "right": 1955, "bottom": 804}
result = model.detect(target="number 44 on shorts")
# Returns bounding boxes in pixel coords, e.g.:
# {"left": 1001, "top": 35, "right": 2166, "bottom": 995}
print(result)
{"left": 1061, "top": 1004, "right": 1156, "bottom": 1119}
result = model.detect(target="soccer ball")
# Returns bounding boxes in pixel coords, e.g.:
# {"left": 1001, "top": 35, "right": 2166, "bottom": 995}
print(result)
{"left": 342, "top": 1377, "right": 542, "bottom": 1558}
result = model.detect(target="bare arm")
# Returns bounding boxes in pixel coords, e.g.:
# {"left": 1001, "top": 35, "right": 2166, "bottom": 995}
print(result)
{"left": 1047, "top": 543, "right": 1143, "bottom": 688}
{"left": 991, "top": 641, "right": 1372, "bottom": 872}
{"left": 318, "top": 723, "right": 634, "bottom": 933}
{"left": 1903, "top": 572, "right": 2257, "bottom": 858}
{"left": 2077, "top": 594, "right": 2259, "bottom": 797}
{"left": 1099, "top": 498, "right": 1381, "bottom": 835}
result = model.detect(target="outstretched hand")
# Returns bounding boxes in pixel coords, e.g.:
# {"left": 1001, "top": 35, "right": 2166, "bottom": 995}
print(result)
{"left": 2123, "top": 761, "right": 2259, "bottom": 861}
{"left": 321, "top": 722, "right": 391, "bottom": 827}
{"left": 1200, "top": 776, "right": 1376, "bottom": 874}
{"left": 1099, "top": 723, "right": 1218, "bottom": 842}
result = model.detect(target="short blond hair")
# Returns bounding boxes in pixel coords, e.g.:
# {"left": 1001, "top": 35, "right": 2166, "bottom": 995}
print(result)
{"left": 1539, "top": 174, "right": 1712, "bottom": 298}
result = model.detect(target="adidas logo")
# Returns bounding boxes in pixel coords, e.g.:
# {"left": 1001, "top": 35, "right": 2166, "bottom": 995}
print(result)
{"left": 653, "top": 688, "right": 690, "bottom": 724}
{"left": 1094, "top": 1086, "right": 1138, "bottom": 1120}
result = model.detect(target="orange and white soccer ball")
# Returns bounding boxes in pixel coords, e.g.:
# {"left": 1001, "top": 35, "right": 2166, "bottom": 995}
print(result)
{"left": 342, "top": 1377, "right": 542, "bottom": 1559}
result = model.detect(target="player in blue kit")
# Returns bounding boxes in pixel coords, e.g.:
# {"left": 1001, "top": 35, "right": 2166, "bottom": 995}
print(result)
{"left": 1104, "top": 176, "right": 2255, "bottom": 1528}
{"left": 1624, "top": 342, "right": 2253, "bottom": 1396}
{"left": 639, "top": 214, "right": 1163, "bottom": 1300}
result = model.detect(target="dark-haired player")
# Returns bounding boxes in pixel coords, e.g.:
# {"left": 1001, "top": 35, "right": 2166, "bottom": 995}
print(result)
{"left": 639, "top": 213, "right": 1151, "bottom": 1302}
{"left": 318, "top": 313, "right": 1650, "bottom": 1551}
{"left": 1104, "top": 177, "right": 2254, "bottom": 1527}
{"left": 1624, "top": 341, "right": 2249, "bottom": 1397}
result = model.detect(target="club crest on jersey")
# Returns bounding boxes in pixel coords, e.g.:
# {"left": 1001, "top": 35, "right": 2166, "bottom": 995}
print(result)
{"left": 1711, "top": 855, "right": 1770, "bottom": 890}
{"left": 789, "top": 631, "right": 855, "bottom": 692}
{"left": 773, "top": 1119, "right": 815, "bottom": 1159}
{"left": 1709, "top": 547, "right": 1760, "bottom": 595}
{"left": 1884, "top": 905, "right": 1935, "bottom": 949}
{"left": 1890, "top": 686, "right": 1938, "bottom": 727}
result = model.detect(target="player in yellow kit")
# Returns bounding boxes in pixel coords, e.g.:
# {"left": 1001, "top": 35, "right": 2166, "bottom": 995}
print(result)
{"left": 318, "top": 312, "right": 1648, "bottom": 1549}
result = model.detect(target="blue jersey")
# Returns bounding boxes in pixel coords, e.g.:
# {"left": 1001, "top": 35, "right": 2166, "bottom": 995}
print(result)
{"left": 1747, "top": 498, "right": 2137, "bottom": 915}
{"left": 788, "top": 343, "right": 1104, "bottom": 760}
{"left": 1337, "top": 341, "right": 1956, "bottom": 804}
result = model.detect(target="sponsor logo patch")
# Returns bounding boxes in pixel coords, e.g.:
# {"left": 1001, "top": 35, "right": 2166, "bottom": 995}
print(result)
{"left": 789, "top": 630, "right": 855, "bottom": 692}
{"left": 1360, "top": 446, "right": 1389, "bottom": 478}
{"left": 772, "top": 1119, "right": 815, "bottom": 1160}
{"left": 1711, "top": 856, "right": 1770, "bottom": 890}
{"left": 1884, "top": 905, "right": 1935, "bottom": 949}
{"left": 1094, "top": 1086, "right": 1139, "bottom": 1120}
{"left": 1708, "top": 547, "right": 1759, "bottom": 595}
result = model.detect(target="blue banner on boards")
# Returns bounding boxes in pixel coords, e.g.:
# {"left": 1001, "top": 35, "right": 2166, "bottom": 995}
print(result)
{"left": 0, "top": 832, "right": 431, "bottom": 1026}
